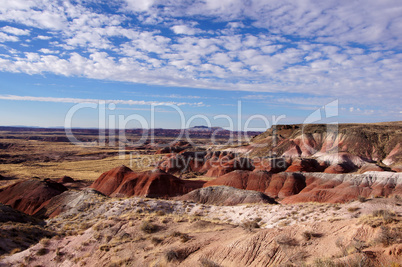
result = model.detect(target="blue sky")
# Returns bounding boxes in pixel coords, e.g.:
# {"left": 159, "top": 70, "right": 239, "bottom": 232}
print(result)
{"left": 0, "top": 0, "right": 401, "bottom": 129}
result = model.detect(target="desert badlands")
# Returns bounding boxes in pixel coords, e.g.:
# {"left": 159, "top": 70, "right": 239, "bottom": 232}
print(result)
{"left": 0, "top": 122, "right": 401, "bottom": 266}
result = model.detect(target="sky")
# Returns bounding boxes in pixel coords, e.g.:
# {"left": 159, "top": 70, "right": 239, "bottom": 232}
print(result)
{"left": 0, "top": 0, "right": 401, "bottom": 130}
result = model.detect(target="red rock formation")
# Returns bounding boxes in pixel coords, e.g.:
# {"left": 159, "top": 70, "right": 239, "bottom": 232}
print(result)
{"left": 35, "top": 189, "right": 106, "bottom": 219}
{"left": 285, "top": 158, "right": 326, "bottom": 172}
{"left": 56, "top": 176, "right": 75, "bottom": 184}
{"left": 264, "top": 172, "right": 306, "bottom": 198}
{"left": 249, "top": 123, "right": 402, "bottom": 166}
{"left": 392, "top": 166, "right": 402, "bottom": 172}
{"left": 204, "top": 170, "right": 401, "bottom": 203}
{"left": 154, "top": 141, "right": 193, "bottom": 154}
{"left": 157, "top": 152, "right": 207, "bottom": 174}
{"left": 253, "top": 157, "right": 289, "bottom": 173}
{"left": 90, "top": 165, "right": 133, "bottom": 196}
{"left": 91, "top": 166, "right": 205, "bottom": 198}
{"left": 323, "top": 164, "right": 350, "bottom": 174}
{"left": 281, "top": 172, "right": 402, "bottom": 204}
{"left": 357, "top": 164, "right": 385, "bottom": 173}
{"left": 204, "top": 170, "right": 305, "bottom": 199}
{"left": 0, "top": 179, "right": 67, "bottom": 215}
{"left": 205, "top": 157, "right": 254, "bottom": 177}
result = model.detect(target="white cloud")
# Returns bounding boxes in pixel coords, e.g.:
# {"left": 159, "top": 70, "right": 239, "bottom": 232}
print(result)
{"left": 171, "top": 25, "right": 200, "bottom": 35}
{"left": 38, "top": 48, "right": 59, "bottom": 54}
{"left": 0, "top": 0, "right": 400, "bottom": 116}
{"left": 124, "top": 0, "right": 156, "bottom": 12}
{"left": 0, "top": 94, "right": 205, "bottom": 107}
{"left": 1, "top": 26, "right": 30, "bottom": 35}
{"left": 0, "top": 32, "right": 19, "bottom": 42}
{"left": 36, "top": 35, "right": 52, "bottom": 40}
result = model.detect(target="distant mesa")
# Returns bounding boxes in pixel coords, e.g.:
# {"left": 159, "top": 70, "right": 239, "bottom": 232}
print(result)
{"left": 191, "top": 125, "right": 209, "bottom": 129}
{"left": 188, "top": 125, "right": 221, "bottom": 131}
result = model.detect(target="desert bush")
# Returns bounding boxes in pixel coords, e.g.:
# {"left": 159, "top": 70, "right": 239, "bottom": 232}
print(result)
{"left": 99, "top": 244, "right": 110, "bottom": 251}
{"left": 374, "top": 226, "right": 402, "bottom": 246}
{"left": 199, "top": 257, "right": 222, "bottom": 267}
{"left": 179, "top": 233, "right": 191, "bottom": 243}
{"left": 358, "top": 196, "right": 367, "bottom": 203}
{"left": 278, "top": 220, "right": 290, "bottom": 227}
{"left": 39, "top": 238, "right": 50, "bottom": 246}
{"left": 151, "top": 237, "right": 163, "bottom": 245}
{"left": 312, "top": 258, "right": 343, "bottom": 267}
{"left": 302, "top": 231, "right": 322, "bottom": 241}
{"left": 161, "top": 217, "right": 170, "bottom": 224}
{"left": 275, "top": 235, "right": 298, "bottom": 246}
{"left": 347, "top": 207, "right": 359, "bottom": 212}
{"left": 140, "top": 221, "right": 158, "bottom": 234}
{"left": 170, "top": 231, "right": 191, "bottom": 242}
{"left": 9, "top": 248, "right": 21, "bottom": 255}
{"left": 165, "top": 249, "right": 179, "bottom": 262}
{"left": 36, "top": 248, "right": 48, "bottom": 256}
{"left": 156, "top": 210, "right": 165, "bottom": 216}
{"left": 241, "top": 220, "right": 260, "bottom": 231}
{"left": 313, "top": 256, "right": 373, "bottom": 267}
{"left": 372, "top": 209, "right": 395, "bottom": 223}
{"left": 106, "top": 257, "right": 134, "bottom": 267}
{"left": 254, "top": 217, "right": 262, "bottom": 222}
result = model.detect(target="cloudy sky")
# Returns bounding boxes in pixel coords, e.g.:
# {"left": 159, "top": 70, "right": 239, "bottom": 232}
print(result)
{"left": 0, "top": 0, "right": 401, "bottom": 129}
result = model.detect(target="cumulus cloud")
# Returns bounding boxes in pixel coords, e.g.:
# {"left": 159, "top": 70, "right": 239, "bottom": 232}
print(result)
{"left": 0, "top": 0, "right": 401, "bottom": 116}
{"left": 0, "top": 32, "right": 19, "bottom": 42}
{"left": 171, "top": 25, "right": 201, "bottom": 35}
{"left": 1, "top": 26, "right": 30, "bottom": 35}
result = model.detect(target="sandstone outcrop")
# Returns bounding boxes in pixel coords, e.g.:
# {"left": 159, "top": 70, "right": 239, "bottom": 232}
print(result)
{"left": 35, "top": 188, "right": 107, "bottom": 218}
{"left": 176, "top": 186, "right": 277, "bottom": 205}
{"left": 250, "top": 122, "right": 402, "bottom": 166}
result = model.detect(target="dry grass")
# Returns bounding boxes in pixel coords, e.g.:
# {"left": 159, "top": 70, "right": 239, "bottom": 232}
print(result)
{"left": 0, "top": 153, "right": 159, "bottom": 181}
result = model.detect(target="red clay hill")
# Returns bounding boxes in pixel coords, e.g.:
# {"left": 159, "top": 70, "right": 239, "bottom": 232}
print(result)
{"left": 90, "top": 165, "right": 205, "bottom": 198}
{"left": 203, "top": 170, "right": 402, "bottom": 203}
{"left": 0, "top": 178, "right": 67, "bottom": 215}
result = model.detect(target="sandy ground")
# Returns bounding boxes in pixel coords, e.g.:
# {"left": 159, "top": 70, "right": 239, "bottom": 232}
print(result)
{"left": 1, "top": 195, "right": 401, "bottom": 267}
